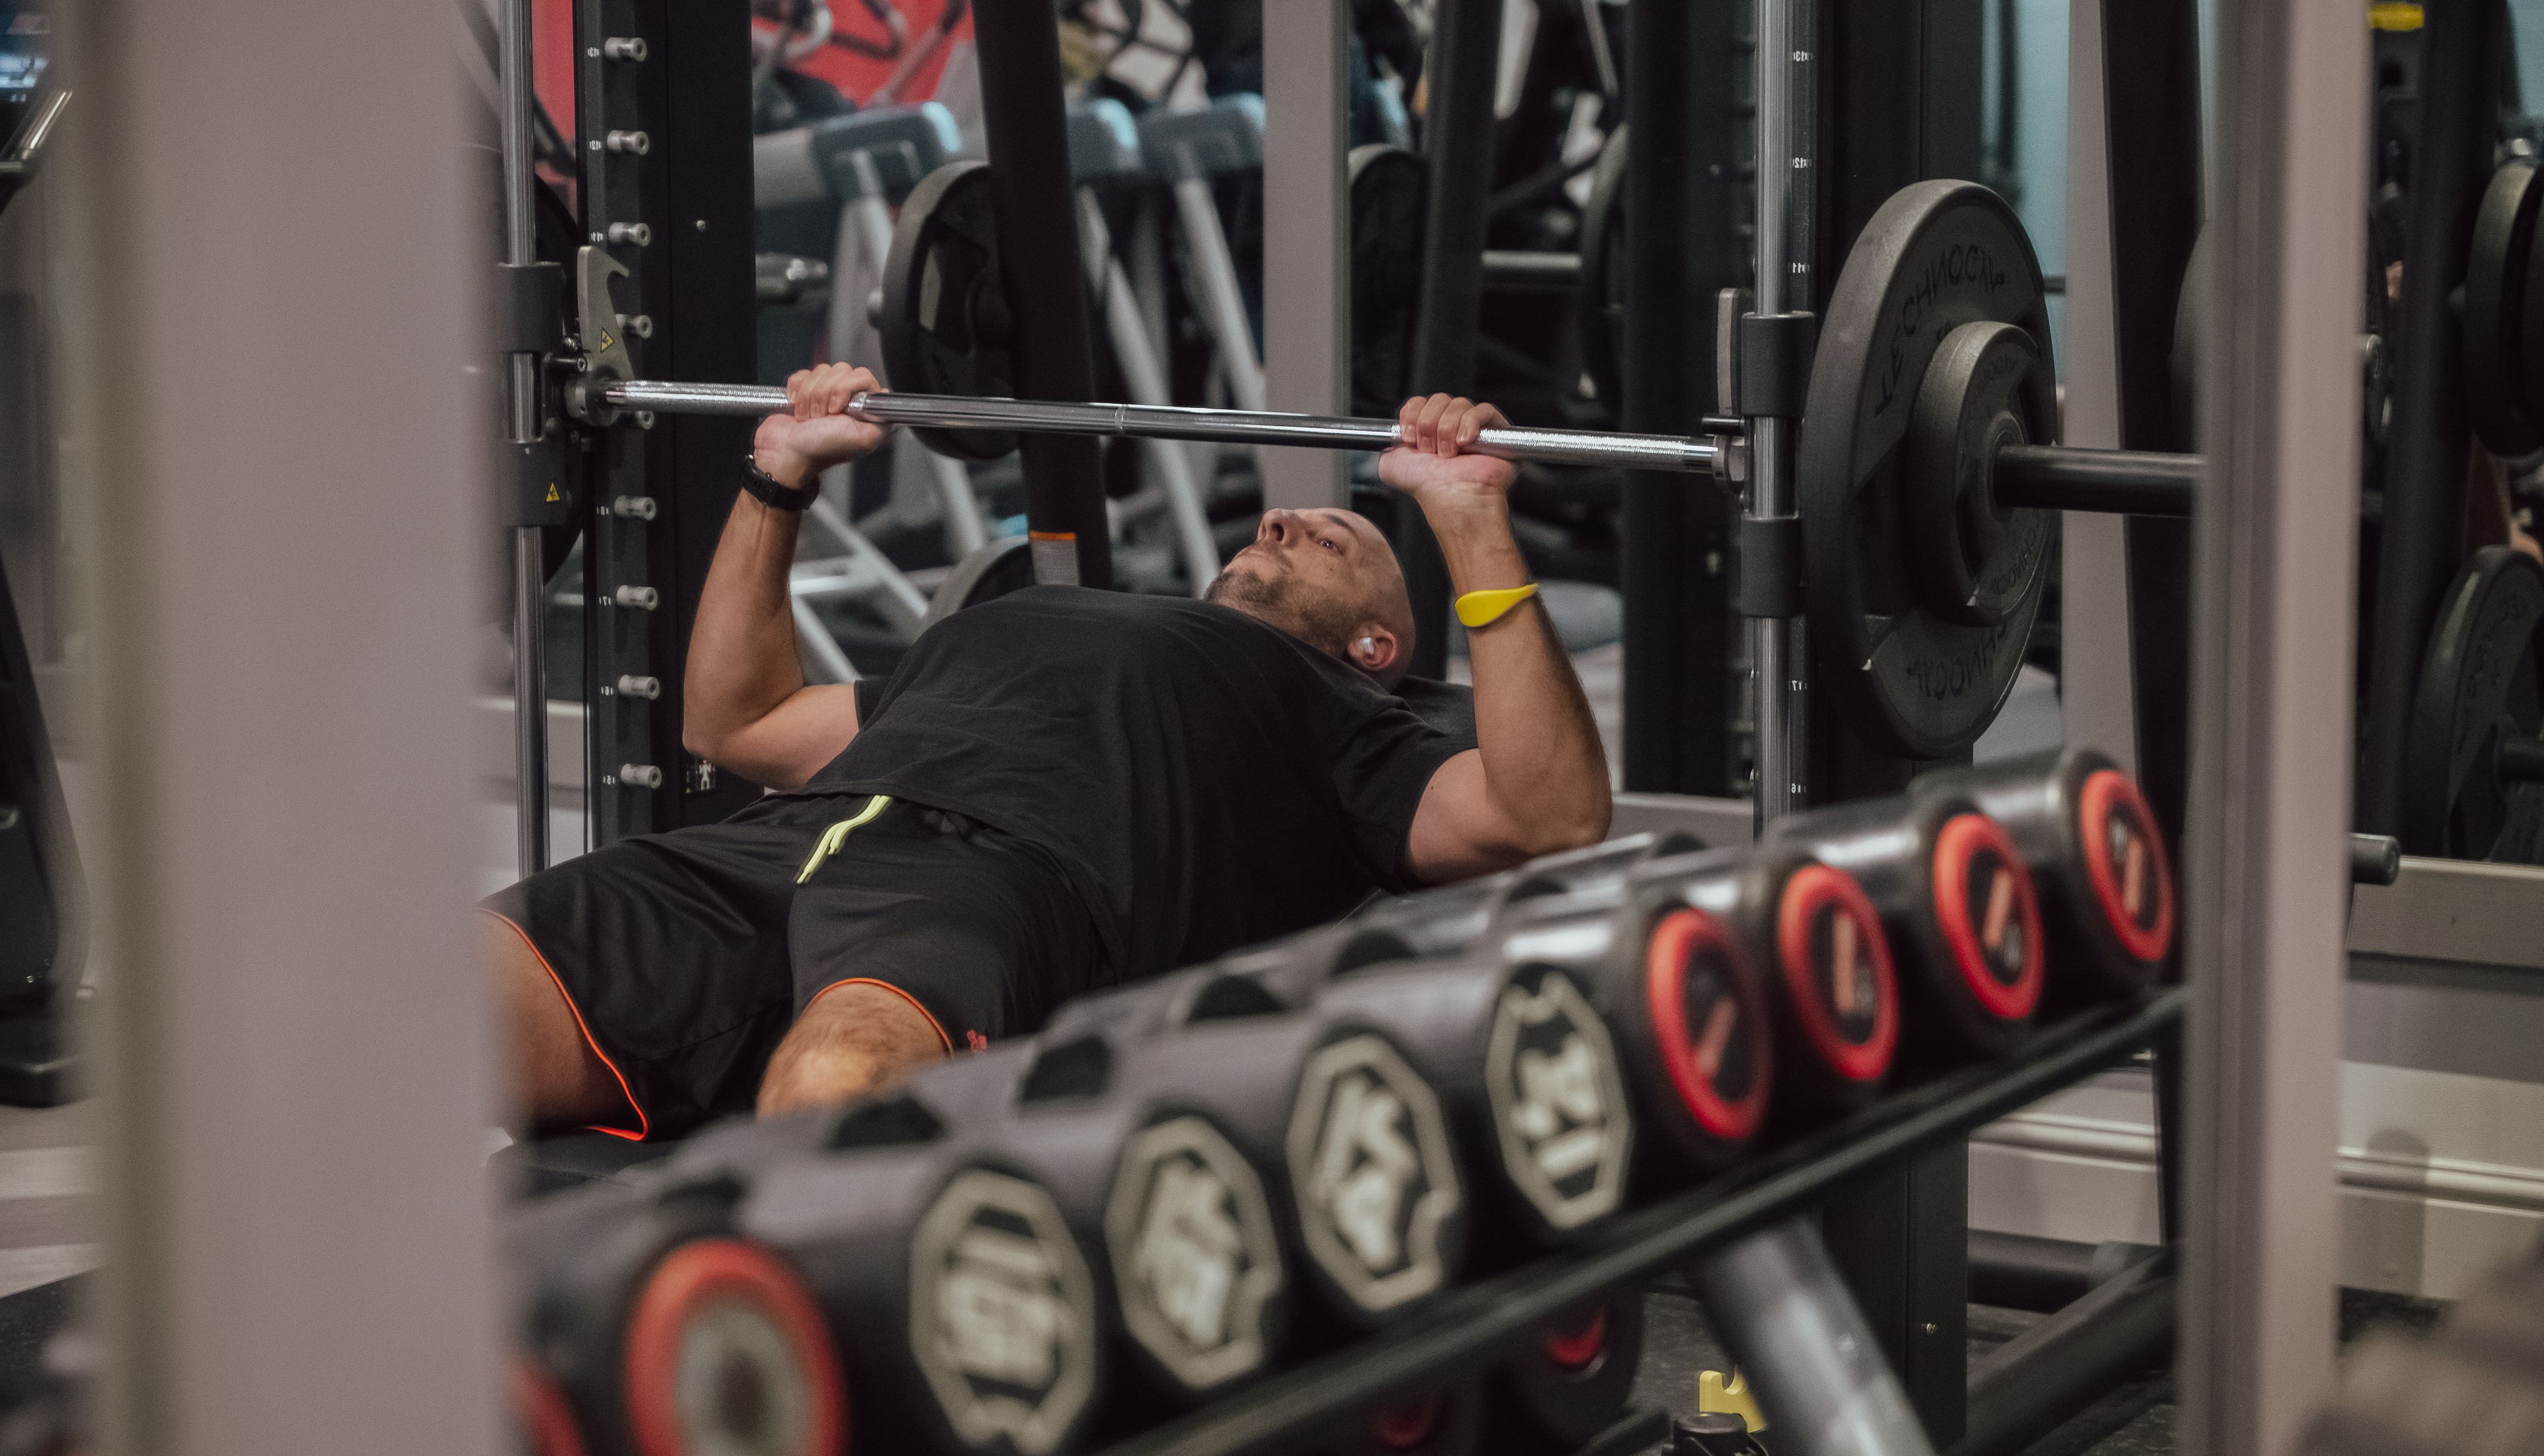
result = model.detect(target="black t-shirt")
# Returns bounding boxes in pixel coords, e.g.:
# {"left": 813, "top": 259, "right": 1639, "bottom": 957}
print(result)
{"left": 802, "top": 586, "right": 1469, "bottom": 983}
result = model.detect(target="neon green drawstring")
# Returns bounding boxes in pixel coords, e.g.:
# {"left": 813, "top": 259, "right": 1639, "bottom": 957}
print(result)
{"left": 797, "top": 794, "right": 893, "bottom": 883}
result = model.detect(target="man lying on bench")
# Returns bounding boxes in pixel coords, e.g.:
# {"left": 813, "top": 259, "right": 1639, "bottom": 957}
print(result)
{"left": 484, "top": 366, "right": 1611, "bottom": 1138}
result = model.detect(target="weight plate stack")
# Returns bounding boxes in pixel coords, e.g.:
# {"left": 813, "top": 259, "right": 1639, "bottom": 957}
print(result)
{"left": 1348, "top": 144, "right": 1428, "bottom": 417}
{"left": 1768, "top": 793, "right": 2046, "bottom": 1065}
{"left": 1486, "top": 1294, "right": 1647, "bottom": 1453}
{"left": 2399, "top": 545, "right": 2544, "bottom": 861}
{"left": 1799, "top": 181, "right": 2059, "bottom": 757}
{"left": 880, "top": 160, "right": 1022, "bottom": 461}
{"left": 1917, "top": 748, "right": 2178, "bottom": 1003}
{"left": 2464, "top": 160, "right": 2544, "bottom": 456}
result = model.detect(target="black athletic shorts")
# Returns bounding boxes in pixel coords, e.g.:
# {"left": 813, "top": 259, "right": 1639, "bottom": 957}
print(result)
{"left": 482, "top": 793, "right": 1105, "bottom": 1139}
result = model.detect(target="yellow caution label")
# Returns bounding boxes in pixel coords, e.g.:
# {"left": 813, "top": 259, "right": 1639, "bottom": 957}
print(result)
{"left": 1699, "top": 1369, "right": 1767, "bottom": 1431}
{"left": 545, "top": 482, "right": 562, "bottom": 503}
{"left": 2369, "top": 2, "right": 2423, "bottom": 30}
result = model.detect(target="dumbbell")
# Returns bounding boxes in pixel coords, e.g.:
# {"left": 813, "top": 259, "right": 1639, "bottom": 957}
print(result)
{"left": 503, "top": 1147, "right": 848, "bottom": 1456}
{"left": 509, "top": 1354, "right": 594, "bottom": 1456}
{"left": 1259, "top": 948, "right": 1641, "bottom": 1256}
{"left": 1765, "top": 791, "right": 2048, "bottom": 1063}
{"left": 1314, "top": 1377, "right": 1485, "bottom": 1456}
{"left": 1345, "top": 829, "right": 1705, "bottom": 963}
{"left": 1108, "top": 972, "right": 1471, "bottom": 1335}
{"left": 633, "top": 1070, "right": 1109, "bottom": 1456}
{"left": 949, "top": 1030, "right": 1295, "bottom": 1408}
{"left": 1491, "top": 850, "right": 1780, "bottom": 1179}
{"left": 1914, "top": 747, "right": 2176, "bottom": 1006}
{"left": 1485, "top": 1293, "right": 1648, "bottom": 1453}
{"left": 1640, "top": 845, "right": 1905, "bottom": 1121}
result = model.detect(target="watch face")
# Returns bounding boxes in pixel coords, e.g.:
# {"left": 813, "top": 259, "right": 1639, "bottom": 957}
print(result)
{"left": 908, "top": 1169, "right": 1100, "bottom": 1456}
{"left": 1104, "top": 1115, "right": 1287, "bottom": 1394}
{"left": 1484, "top": 964, "right": 1634, "bottom": 1232}
{"left": 1284, "top": 1033, "right": 1463, "bottom": 1317}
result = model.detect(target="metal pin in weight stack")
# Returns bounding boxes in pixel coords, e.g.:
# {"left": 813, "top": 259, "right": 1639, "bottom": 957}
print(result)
{"left": 1492, "top": 848, "right": 1779, "bottom": 1180}
{"left": 1914, "top": 747, "right": 2177, "bottom": 1006}
{"left": 502, "top": 1130, "right": 849, "bottom": 1456}
{"left": 1766, "top": 790, "right": 2048, "bottom": 1064}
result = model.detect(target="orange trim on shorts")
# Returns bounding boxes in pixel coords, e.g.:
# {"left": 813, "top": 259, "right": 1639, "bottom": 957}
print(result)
{"left": 802, "top": 976, "right": 956, "bottom": 1057}
{"left": 483, "top": 910, "right": 650, "bottom": 1141}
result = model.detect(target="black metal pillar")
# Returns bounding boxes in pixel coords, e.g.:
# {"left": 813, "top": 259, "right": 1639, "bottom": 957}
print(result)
{"left": 2098, "top": 0, "right": 2203, "bottom": 1243}
{"left": 972, "top": 0, "right": 1113, "bottom": 590}
{"left": 1819, "top": 1145, "right": 1972, "bottom": 1447}
{"left": 2360, "top": 0, "right": 2501, "bottom": 835}
{"left": 1804, "top": 2, "right": 1983, "bottom": 1445}
{"left": 1401, "top": 0, "right": 1503, "bottom": 678}
{"left": 1618, "top": 0, "right": 1741, "bottom": 796}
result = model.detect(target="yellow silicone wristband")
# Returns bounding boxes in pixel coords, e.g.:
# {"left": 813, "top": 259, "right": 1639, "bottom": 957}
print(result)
{"left": 1455, "top": 582, "right": 1541, "bottom": 629}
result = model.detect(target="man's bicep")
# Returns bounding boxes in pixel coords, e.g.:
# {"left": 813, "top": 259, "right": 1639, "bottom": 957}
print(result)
{"left": 1404, "top": 749, "right": 1530, "bottom": 885}
{"left": 714, "top": 684, "right": 862, "bottom": 790}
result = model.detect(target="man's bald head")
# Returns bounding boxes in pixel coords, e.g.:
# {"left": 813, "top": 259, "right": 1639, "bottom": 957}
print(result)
{"left": 1204, "top": 508, "right": 1418, "bottom": 686}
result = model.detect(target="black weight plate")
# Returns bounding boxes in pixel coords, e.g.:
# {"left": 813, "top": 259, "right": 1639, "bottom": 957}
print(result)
{"left": 1573, "top": 125, "right": 1628, "bottom": 412}
{"left": 2398, "top": 545, "right": 2544, "bottom": 862}
{"left": 1348, "top": 144, "right": 1427, "bottom": 416}
{"left": 1904, "top": 321, "right": 2054, "bottom": 625}
{"left": 2464, "top": 160, "right": 2544, "bottom": 456}
{"left": 1799, "top": 181, "right": 2057, "bottom": 758}
{"left": 880, "top": 160, "right": 1020, "bottom": 462}
{"left": 918, "top": 534, "right": 1034, "bottom": 633}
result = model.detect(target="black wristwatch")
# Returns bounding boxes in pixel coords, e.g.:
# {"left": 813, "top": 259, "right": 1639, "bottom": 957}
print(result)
{"left": 741, "top": 454, "right": 820, "bottom": 512}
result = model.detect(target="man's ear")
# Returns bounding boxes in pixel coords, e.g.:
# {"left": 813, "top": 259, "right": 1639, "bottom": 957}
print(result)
{"left": 1350, "top": 625, "right": 1402, "bottom": 676}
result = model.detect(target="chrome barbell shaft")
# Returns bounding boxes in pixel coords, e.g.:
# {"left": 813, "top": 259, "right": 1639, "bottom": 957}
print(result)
{"left": 598, "top": 380, "right": 1723, "bottom": 475}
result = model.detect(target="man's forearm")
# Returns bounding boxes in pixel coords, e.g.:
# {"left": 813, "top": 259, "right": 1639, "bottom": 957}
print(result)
{"left": 682, "top": 487, "right": 808, "bottom": 756}
{"left": 1421, "top": 495, "right": 1611, "bottom": 847}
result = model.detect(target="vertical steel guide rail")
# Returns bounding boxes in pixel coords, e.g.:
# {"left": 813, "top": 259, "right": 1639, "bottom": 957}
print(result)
{"left": 1749, "top": 0, "right": 1807, "bottom": 827}
{"left": 500, "top": 0, "right": 547, "bottom": 877}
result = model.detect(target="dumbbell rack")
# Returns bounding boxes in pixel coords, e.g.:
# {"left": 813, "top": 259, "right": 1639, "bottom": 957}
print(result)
{"left": 1091, "top": 988, "right": 2184, "bottom": 1456}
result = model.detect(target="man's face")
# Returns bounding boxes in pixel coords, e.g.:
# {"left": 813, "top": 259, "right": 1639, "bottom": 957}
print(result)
{"left": 1205, "top": 509, "right": 1413, "bottom": 672}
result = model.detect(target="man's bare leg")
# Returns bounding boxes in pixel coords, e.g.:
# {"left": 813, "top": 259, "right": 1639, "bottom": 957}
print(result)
{"left": 482, "top": 915, "right": 631, "bottom": 1130}
{"left": 757, "top": 984, "right": 949, "bottom": 1118}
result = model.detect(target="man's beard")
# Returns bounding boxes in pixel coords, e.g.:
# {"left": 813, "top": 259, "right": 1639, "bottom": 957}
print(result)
{"left": 1205, "top": 560, "right": 1358, "bottom": 659}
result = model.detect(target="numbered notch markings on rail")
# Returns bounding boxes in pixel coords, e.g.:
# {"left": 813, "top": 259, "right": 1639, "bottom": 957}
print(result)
{"left": 907, "top": 1168, "right": 1101, "bottom": 1456}
{"left": 1483, "top": 964, "right": 1634, "bottom": 1233}
{"left": 1283, "top": 1033, "right": 1463, "bottom": 1318}
{"left": 1103, "top": 1114, "right": 1288, "bottom": 1396}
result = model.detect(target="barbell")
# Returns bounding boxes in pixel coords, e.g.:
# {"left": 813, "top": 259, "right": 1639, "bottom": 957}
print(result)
{"left": 564, "top": 168, "right": 2213, "bottom": 764}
